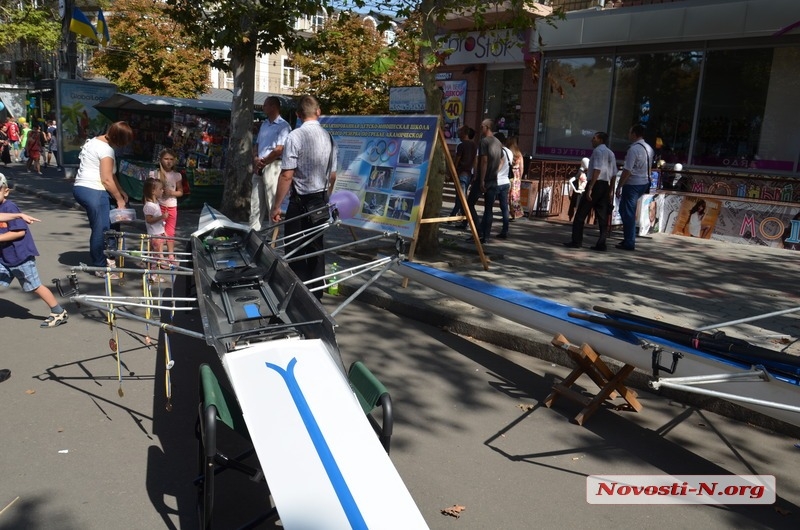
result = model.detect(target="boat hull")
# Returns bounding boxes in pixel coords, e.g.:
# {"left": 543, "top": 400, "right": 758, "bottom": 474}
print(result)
{"left": 191, "top": 206, "right": 428, "bottom": 528}
{"left": 398, "top": 261, "right": 800, "bottom": 428}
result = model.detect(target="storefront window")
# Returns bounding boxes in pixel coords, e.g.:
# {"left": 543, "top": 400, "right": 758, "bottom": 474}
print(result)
{"left": 535, "top": 44, "right": 800, "bottom": 176}
{"left": 610, "top": 51, "right": 702, "bottom": 164}
{"left": 692, "top": 46, "right": 800, "bottom": 173}
{"left": 536, "top": 55, "right": 614, "bottom": 157}
{"left": 483, "top": 68, "right": 523, "bottom": 140}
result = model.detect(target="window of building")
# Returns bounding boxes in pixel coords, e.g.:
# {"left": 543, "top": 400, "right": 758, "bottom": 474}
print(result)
{"left": 610, "top": 51, "right": 702, "bottom": 164}
{"left": 692, "top": 46, "right": 800, "bottom": 172}
{"left": 536, "top": 45, "right": 800, "bottom": 175}
{"left": 536, "top": 55, "right": 614, "bottom": 157}
{"left": 483, "top": 68, "right": 524, "bottom": 140}
{"left": 282, "top": 57, "right": 296, "bottom": 88}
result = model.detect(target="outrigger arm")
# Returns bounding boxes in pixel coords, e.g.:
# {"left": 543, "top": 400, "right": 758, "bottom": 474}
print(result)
{"left": 650, "top": 367, "right": 800, "bottom": 414}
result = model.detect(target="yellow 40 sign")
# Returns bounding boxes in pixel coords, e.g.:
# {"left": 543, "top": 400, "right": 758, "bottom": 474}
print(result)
{"left": 443, "top": 97, "right": 463, "bottom": 120}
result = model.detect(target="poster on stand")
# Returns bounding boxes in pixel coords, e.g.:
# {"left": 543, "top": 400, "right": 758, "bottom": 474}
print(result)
{"left": 56, "top": 79, "right": 117, "bottom": 166}
{"left": 321, "top": 115, "right": 440, "bottom": 239}
{"left": 440, "top": 80, "right": 467, "bottom": 144}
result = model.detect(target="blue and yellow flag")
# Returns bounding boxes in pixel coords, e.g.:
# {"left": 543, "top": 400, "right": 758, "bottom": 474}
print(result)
{"left": 97, "top": 9, "right": 110, "bottom": 47}
{"left": 70, "top": 7, "right": 98, "bottom": 43}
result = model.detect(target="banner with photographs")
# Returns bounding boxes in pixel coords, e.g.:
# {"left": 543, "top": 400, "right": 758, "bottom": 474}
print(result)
{"left": 661, "top": 194, "right": 800, "bottom": 250}
{"left": 321, "top": 115, "right": 440, "bottom": 239}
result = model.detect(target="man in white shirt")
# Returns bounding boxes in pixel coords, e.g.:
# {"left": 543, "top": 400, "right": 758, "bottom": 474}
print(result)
{"left": 564, "top": 131, "right": 617, "bottom": 250}
{"left": 251, "top": 96, "right": 291, "bottom": 230}
{"left": 615, "top": 124, "right": 654, "bottom": 250}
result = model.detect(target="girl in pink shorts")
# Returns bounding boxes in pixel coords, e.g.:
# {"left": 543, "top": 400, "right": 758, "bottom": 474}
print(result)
{"left": 151, "top": 149, "right": 183, "bottom": 262}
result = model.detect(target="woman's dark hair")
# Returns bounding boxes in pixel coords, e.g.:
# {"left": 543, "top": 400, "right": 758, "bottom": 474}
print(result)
{"left": 689, "top": 199, "right": 706, "bottom": 215}
{"left": 106, "top": 121, "right": 134, "bottom": 148}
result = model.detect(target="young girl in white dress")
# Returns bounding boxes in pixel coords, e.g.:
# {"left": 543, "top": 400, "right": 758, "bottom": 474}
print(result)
{"left": 143, "top": 178, "right": 169, "bottom": 282}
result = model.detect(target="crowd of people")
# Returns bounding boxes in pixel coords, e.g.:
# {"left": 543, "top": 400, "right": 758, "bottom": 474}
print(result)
{"left": 0, "top": 117, "right": 61, "bottom": 172}
{"left": 450, "top": 120, "right": 531, "bottom": 244}
{"left": 1, "top": 100, "right": 659, "bottom": 344}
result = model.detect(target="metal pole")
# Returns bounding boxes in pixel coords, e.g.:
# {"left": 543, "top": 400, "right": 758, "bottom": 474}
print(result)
{"left": 649, "top": 380, "right": 800, "bottom": 414}
{"left": 696, "top": 306, "right": 800, "bottom": 332}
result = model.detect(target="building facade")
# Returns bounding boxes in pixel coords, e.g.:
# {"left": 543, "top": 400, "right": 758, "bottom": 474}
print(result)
{"left": 436, "top": 0, "right": 800, "bottom": 248}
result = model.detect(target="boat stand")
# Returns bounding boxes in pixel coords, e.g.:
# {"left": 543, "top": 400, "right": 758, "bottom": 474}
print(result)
{"left": 544, "top": 334, "right": 643, "bottom": 425}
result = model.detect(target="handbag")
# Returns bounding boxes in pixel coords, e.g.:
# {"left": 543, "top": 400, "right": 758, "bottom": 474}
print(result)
{"left": 302, "top": 195, "right": 330, "bottom": 224}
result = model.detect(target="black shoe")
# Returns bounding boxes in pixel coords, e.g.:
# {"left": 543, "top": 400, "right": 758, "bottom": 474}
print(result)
{"left": 0, "top": 369, "right": 10, "bottom": 383}
{"left": 615, "top": 243, "right": 635, "bottom": 251}
{"left": 496, "top": 232, "right": 508, "bottom": 239}
{"left": 562, "top": 241, "right": 581, "bottom": 248}
{"left": 465, "top": 235, "right": 486, "bottom": 244}
{"left": 590, "top": 245, "right": 607, "bottom": 251}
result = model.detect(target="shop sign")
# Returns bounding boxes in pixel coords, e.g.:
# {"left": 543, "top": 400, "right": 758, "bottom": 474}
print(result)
{"left": 438, "top": 29, "right": 527, "bottom": 65}
{"left": 389, "top": 86, "right": 426, "bottom": 112}
{"left": 56, "top": 79, "right": 117, "bottom": 166}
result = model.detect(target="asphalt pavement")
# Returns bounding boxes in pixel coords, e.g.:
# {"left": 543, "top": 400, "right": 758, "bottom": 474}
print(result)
{"left": 2, "top": 160, "right": 800, "bottom": 528}
{"left": 5, "top": 160, "right": 800, "bottom": 434}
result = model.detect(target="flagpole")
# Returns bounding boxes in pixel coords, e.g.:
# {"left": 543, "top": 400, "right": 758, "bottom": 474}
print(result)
{"left": 59, "top": 0, "right": 78, "bottom": 79}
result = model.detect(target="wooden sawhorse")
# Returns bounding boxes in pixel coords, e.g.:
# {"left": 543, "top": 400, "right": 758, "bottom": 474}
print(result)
{"left": 544, "top": 334, "right": 642, "bottom": 425}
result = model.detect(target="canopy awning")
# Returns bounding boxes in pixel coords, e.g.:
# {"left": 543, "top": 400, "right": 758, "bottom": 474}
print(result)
{"left": 94, "top": 93, "right": 232, "bottom": 115}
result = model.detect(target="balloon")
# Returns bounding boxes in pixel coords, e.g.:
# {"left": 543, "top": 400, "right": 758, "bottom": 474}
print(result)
{"left": 0, "top": 102, "right": 5, "bottom": 111}
{"left": 674, "top": 163, "right": 683, "bottom": 172}
{"left": 330, "top": 190, "right": 360, "bottom": 220}
{"left": 18, "top": 117, "right": 25, "bottom": 124}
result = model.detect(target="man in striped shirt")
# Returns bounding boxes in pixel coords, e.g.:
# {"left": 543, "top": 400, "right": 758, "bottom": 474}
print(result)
{"left": 271, "top": 95, "right": 337, "bottom": 298}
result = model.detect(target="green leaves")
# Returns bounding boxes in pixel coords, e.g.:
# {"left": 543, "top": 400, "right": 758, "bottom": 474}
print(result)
{"left": 292, "top": 12, "right": 420, "bottom": 115}
{"left": 90, "top": 0, "right": 211, "bottom": 98}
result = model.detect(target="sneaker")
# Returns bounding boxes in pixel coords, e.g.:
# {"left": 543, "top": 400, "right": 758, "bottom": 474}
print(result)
{"left": 149, "top": 274, "right": 169, "bottom": 283}
{"left": 496, "top": 232, "right": 508, "bottom": 239}
{"left": 41, "top": 310, "right": 69, "bottom": 328}
{"left": 95, "top": 270, "right": 121, "bottom": 280}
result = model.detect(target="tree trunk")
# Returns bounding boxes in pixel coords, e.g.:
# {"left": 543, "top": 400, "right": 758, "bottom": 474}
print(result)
{"left": 220, "top": 39, "right": 257, "bottom": 222}
{"left": 414, "top": 10, "right": 444, "bottom": 259}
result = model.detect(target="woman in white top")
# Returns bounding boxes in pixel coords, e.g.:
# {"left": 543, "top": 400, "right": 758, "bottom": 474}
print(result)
{"left": 72, "top": 121, "right": 133, "bottom": 271}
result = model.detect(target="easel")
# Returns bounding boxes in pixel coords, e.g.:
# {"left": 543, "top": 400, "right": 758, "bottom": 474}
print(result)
{"left": 544, "top": 334, "right": 642, "bottom": 425}
{"left": 400, "top": 127, "right": 489, "bottom": 288}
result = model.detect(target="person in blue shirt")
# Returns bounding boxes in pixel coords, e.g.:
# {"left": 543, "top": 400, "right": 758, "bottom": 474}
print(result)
{"left": 0, "top": 173, "right": 68, "bottom": 328}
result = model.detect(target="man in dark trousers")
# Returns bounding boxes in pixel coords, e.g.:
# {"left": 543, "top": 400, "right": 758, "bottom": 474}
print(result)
{"left": 270, "top": 95, "right": 336, "bottom": 299}
{"left": 564, "top": 131, "right": 617, "bottom": 250}
{"left": 471, "top": 119, "right": 503, "bottom": 244}
{"left": 615, "top": 124, "right": 654, "bottom": 250}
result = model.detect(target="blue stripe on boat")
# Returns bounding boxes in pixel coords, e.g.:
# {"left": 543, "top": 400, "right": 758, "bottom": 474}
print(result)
{"left": 266, "top": 358, "right": 368, "bottom": 529}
